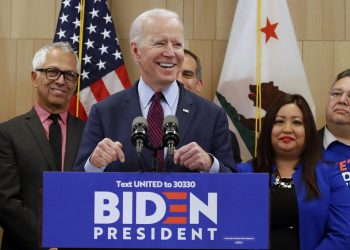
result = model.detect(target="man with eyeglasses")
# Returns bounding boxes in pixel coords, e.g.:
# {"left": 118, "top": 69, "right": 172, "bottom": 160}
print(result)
{"left": 318, "top": 69, "right": 350, "bottom": 188}
{"left": 0, "top": 42, "right": 85, "bottom": 250}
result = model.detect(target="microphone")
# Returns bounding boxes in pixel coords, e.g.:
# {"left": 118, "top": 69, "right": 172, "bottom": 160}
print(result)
{"left": 162, "top": 115, "right": 180, "bottom": 158}
{"left": 131, "top": 117, "right": 148, "bottom": 155}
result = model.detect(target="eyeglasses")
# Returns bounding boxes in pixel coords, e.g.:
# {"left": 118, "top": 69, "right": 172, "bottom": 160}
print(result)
{"left": 329, "top": 89, "right": 350, "bottom": 102}
{"left": 36, "top": 68, "right": 79, "bottom": 83}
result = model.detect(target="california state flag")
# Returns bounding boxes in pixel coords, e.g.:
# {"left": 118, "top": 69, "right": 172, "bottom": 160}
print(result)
{"left": 215, "top": 0, "right": 315, "bottom": 161}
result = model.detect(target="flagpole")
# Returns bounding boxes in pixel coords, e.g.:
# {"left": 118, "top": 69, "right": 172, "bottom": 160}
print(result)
{"left": 254, "top": 0, "right": 262, "bottom": 157}
{"left": 75, "top": 0, "right": 86, "bottom": 117}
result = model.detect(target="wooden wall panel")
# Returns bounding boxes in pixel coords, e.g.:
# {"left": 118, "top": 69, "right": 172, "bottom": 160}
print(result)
{"left": 11, "top": 0, "right": 55, "bottom": 39}
{"left": 322, "top": 0, "right": 345, "bottom": 40}
{"left": 306, "top": 0, "right": 322, "bottom": 40}
{"left": 216, "top": 0, "right": 237, "bottom": 40}
{"left": 110, "top": 0, "right": 166, "bottom": 40}
{"left": 16, "top": 40, "right": 35, "bottom": 115}
{"left": 287, "top": 0, "right": 307, "bottom": 40}
{"left": 0, "top": 0, "right": 11, "bottom": 38}
{"left": 183, "top": 0, "right": 194, "bottom": 39}
{"left": 166, "top": 0, "right": 184, "bottom": 19}
{"left": 346, "top": 0, "right": 350, "bottom": 40}
{"left": 303, "top": 41, "right": 334, "bottom": 128}
{"left": 0, "top": 40, "right": 17, "bottom": 122}
{"left": 335, "top": 41, "right": 350, "bottom": 74}
{"left": 193, "top": 0, "right": 216, "bottom": 39}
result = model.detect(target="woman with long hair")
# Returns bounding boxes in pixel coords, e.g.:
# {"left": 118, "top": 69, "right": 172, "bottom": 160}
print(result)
{"left": 238, "top": 94, "right": 350, "bottom": 250}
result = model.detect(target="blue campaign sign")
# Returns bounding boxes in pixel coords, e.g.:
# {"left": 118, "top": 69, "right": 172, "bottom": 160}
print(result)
{"left": 42, "top": 172, "right": 269, "bottom": 249}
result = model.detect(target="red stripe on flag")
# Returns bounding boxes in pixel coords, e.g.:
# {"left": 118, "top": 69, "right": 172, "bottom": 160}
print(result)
{"left": 163, "top": 217, "right": 187, "bottom": 224}
{"left": 69, "top": 95, "right": 88, "bottom": 121}
{"left": 115, "top": 65, "right": 131, "bottom": 88}
{"left": 90, "top": 79, "right": 110, "bottom": 102}
{"left": 163, "top": 192, "right": 187, "bottom": 200}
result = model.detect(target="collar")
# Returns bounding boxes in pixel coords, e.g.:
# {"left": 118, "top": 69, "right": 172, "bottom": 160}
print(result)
{"left": 34, "top": 104, "right": 68, "bottom": 124}
{"left": 138, "top": 78, "right": 179, "bottom": 109}
{"left": 324, "top": 126, "right": 350, "bottom": 148}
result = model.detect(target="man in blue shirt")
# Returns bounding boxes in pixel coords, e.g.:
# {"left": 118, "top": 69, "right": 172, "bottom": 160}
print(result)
{"left": 318, "top": 69, "right": 350, "bottom": 187}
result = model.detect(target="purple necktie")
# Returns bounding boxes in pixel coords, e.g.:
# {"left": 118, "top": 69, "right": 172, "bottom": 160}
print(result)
{"left": 147, "top": 92, "right": 164, "bottom": 170}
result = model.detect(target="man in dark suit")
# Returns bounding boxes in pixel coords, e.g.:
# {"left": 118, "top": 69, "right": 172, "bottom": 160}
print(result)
{"left": 74, "top": 8, "right": 235, "bottom": 173}
{"left": 177, "top": 48, "right": 242, "bottom": 163}
{"left": 0, "top": 42, "right": 85, "bottom": 250}
{"left": 318, "top": 69, "right": 350, "bottom": 187}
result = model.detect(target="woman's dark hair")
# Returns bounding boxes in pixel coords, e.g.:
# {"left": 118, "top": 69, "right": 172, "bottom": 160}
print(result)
{"left": 253, "top": 94, "right": 321, "bottom": 199}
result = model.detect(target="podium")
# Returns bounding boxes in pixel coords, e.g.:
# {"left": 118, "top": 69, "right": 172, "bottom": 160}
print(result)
{"left": 42, "top": 172, "right": 269, "bottom": 249}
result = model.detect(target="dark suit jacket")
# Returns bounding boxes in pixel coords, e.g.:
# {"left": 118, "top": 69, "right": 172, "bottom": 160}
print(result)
{"left": 230, "top": 131, "right": 242, "bottom": 163}
{"left": 0, "top": 108, "right": 85, "bottom": 250}
{"left": 74, "top": 82, "right": 236, "bottom": 173}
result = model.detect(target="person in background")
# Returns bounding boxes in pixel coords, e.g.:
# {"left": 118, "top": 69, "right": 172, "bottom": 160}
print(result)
{"left": 0, "top": 42, "right": 85, "bottom": 250}
{"left": 73, "top": 8, "right": 235, "bottom": 173}
{"left": 177, "top": 48, "right": 242, "bottom": 163}
{"left": 318, "top": 69, "right": 350, "bottom": 187}
{"left": 237, "top": 94, "right": 350, "bottom": 249}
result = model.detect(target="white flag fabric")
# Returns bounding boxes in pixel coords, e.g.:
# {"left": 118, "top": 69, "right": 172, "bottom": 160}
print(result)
{"left": 215, "top": 0, "right": 315, "bottom": 161}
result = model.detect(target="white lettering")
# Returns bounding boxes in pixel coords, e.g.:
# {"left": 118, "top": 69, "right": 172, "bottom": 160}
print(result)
{"left": 136, "top": 192, "right": 166, "bottom": 224}
{"left": 123, "top": 227, "right": 131, "bottom": 240}
{"left": 94, "top": 227, "right": 103, "bottom": 239}
{"left": 178, "top": 228, "right": 186, "bottom": 240}
{"left": 189, "top": 193, "right": 217, "bottom": 224}
{"left": 94, "top": 192, "right": 120, "bottom": 224}
{"left": 161, "top": 228, "right": 172, "bottom": 240}
{"left": 123, "top": 192, "right": 133, "bottom": 224}
{"left": 108, "top": 227, "right": 117, "bottom": 239}
{"left": 137, "top": 227, "right": 145, "bottom": 240}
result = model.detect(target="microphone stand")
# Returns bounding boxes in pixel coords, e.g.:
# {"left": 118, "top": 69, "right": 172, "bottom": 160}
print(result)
{"left": 146, "top": 143, "right": 164, "bottom": 172}
{"left": 151, "top": 147, "right": 158, "bottom": 173}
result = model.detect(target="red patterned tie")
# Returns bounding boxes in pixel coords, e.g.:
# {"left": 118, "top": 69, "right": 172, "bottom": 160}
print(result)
{"left": 147, "top": 92, "right": 164, "bottom": 170}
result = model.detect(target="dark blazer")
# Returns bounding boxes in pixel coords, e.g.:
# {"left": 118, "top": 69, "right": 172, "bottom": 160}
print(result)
{"left": 0, "top": 108, "right": 85, "bottom": 250}
{"left": 74, "top": 82, "right": 236, "bottom": 173}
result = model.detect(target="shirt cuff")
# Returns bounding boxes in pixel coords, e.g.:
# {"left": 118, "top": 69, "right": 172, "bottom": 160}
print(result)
{"left": 84, "top": 157, "right": 107, "bottom": 172}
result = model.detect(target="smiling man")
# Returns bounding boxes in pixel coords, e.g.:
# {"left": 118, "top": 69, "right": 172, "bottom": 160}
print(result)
{"left": 74, "top": 8, "right": 235, "bottom": 174}
{"left": 318, "top": 69, "right": 350, "bottom": 187}
{"left": 0, "top": 42, "right": 85, "bottom": 250}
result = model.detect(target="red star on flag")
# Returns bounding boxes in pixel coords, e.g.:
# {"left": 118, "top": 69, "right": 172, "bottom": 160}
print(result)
{"left": 261, "top": 17, "right": 279, "bottom": 43}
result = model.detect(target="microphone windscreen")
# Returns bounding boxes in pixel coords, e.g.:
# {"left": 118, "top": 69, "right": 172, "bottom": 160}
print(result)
{"left": 132, "top": 116, "right": 148, "bottom": 128}
{"left": 162, "top": 115, "right": 178, "bottom": 128}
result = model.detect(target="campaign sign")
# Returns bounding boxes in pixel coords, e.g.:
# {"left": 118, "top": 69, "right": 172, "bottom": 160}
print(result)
{"left": 42, "top": 172, "right": 269, "bottom": 249}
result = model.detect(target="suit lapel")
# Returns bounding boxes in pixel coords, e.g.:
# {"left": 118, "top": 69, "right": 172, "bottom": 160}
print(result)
{"left": 175, "top": 86, "right": 196, "bottom": 145}
{"left": 64, "top": 115, "right": 83, "bottom": 171}
{"left": 121, "top": 82, "right": 143, "bottom": 121}
{"left": 25, "top": 108, "right": 56, "bottom": 171}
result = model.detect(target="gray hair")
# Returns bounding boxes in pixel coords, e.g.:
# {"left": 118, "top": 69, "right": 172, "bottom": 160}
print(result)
{"left": 32, "top": 42, "right": 80, "bottom": 73}
{"left": 129, "top": 8, "right": 184, "bottom": 46}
